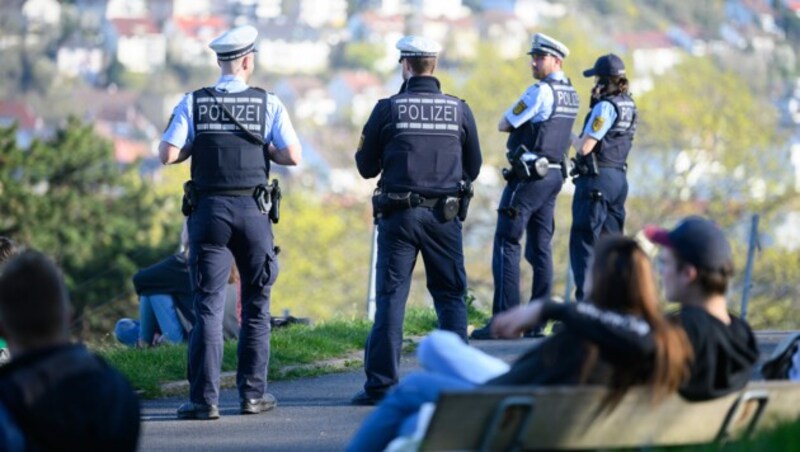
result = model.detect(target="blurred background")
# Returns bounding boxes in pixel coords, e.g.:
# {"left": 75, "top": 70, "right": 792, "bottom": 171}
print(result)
{"left": 1, "top": 0, "right": 799, "bottom": 341}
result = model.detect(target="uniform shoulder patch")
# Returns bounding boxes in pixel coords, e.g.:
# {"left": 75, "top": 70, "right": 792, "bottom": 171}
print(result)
{"left": 512, "top": 100, "right": 527, "bottom": 115}
{"left": 591, "top": 116, "right": 605, "bottom": 133}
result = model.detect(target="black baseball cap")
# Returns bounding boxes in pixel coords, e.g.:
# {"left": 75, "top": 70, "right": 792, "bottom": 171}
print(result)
{"left": 644, "top": 216, "right": 732, "bottom": 271}
{"left": 583, "top": 53, "right": 626, "bottom": 77}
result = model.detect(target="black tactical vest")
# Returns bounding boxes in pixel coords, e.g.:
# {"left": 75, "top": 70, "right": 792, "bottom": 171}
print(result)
{"left": 506, "top": 79, "right": 579, "bottom": 163}
{"left": 191, "top": 87, "right": 269, "bottom": 190}
{"left": 583, "top": 93, "right": 637, "bottom": 166}
{"left": 382, "top": 91, "right": 464, "bottom": 195}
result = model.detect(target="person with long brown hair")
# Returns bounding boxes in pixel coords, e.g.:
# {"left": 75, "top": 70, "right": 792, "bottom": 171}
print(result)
{"left": 347, "top": 235, "right": 692, "bottom": 451}
{"left": 569, "top": 53, "right": 637, "bottom": 302}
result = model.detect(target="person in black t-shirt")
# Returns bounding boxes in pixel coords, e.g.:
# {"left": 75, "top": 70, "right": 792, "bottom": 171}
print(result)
{"left": 347, "top": 235, "right": 692, "bottom": 452}
{"left": 645, "top": 216, "right": 759, "bottom": 401}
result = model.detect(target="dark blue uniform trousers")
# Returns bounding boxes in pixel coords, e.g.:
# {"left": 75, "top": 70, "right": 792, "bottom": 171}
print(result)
{"left": 569, "top": 168, "right": 628, "bottom": 301}
{"left": 364, "top": 207, "right": 467, "bottom": 395}
{"left": 187, "top": 195, "right": 278, "bottom": 406}
{"left": 492, "top": 170, "right": 563, "bottom": 314}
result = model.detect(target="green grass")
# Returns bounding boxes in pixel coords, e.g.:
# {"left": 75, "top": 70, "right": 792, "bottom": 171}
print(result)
{"left": 661, "top": 418, "right": 800, "bottom": 451}
{"left": 100, "top": 306, "right": 490, "bottom": 398}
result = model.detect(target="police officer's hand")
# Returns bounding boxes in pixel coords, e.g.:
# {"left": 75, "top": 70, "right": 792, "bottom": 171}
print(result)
{"left": 491, "top": 300, "right": 545, "bottom": 339}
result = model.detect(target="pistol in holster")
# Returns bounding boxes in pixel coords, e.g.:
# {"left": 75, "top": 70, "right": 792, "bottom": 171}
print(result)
{"left": 268, "top": 179, "right": 281, "bottom": 224}
{"left": 457, "top": 180, "right": 474, "bottom": 221}
{"left": 182, "top": 181, "right": 197, "bottom": 216}
{"left": 569, "top": 152, "right": 599, "bottom": 178}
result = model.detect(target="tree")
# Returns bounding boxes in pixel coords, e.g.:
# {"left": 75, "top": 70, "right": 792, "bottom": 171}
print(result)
{"left": 632, "top": 57, "right": 786, "bottom": 221}
{"left": 0, "top": 119, "right": 175, "bottom": 337}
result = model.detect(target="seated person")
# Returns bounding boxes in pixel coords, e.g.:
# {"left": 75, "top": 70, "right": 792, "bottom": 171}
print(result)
{"left": 644, "top": 216, "right": 759, "bottom": 400}
{"left": 115, "top": 223, "right": 241, "bottom": 347}
{"left": 347, "top": 235, "right": 693, "bottom": 452}
{"left": 0, "top": 251, "right": 140, "bottom": 451}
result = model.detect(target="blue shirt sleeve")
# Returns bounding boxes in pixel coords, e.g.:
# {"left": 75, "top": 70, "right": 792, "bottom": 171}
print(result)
{"left": 582, "top": 101, "right": 618, "bottom": 140}
{"left": 504, "top": 82, "right": 554, "bottom": 128}
{"left": 265, "top": 95, "right": 299, "bottom": 149}
{"left": 161, "top": 93, "right": 194, "bottom": 148}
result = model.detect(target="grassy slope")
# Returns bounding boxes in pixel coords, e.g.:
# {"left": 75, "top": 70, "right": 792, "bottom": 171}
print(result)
{"left": 101, "top": 306, "right": 489, "bottom": 398}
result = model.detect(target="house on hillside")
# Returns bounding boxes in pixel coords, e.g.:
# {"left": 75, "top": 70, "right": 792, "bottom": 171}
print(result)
{"left": 614, "top": 30, "right": 683, "bottom": 94}
{"left": 418, "top": 15, "right": 479, "bottom": 61}
{"left": 477, "top": 10, "right": 528, "bottom": 59}
{"left": 22, "top": 0, "right": 61, "bottom": 30}
{"left": 0, "top": 100, "right": 45, "bottom": 148}
{"left": 226, "top": 0, "right": 282, "bottom": 22}
{"left": 105, "top": 0, "right": 147, "bottom": 19}
{"left": 347, "top": 11, "right": 406, "bottom": 72}
{"left": 273, "top": 77, "right": 336, "bottom": 126}
{"left": 327, "top": 71, "right": 385, "bottom": 125}
{"left": 80, "top": 88, "right": 159, "bottom": 164}
{"left": 512, "top": 0, "right": 567, "bottom": 28}
{"left": 298, "top": 0, "right": 348, "bottom": 28}
{"left": 258, "top": 19, "right": 331, "bottom": 74}
{"left": 56, "top": 37, "right": 106, "bottom": 84}
{"left": 105, "top": 18, "right": 167, "bottom": 73}
{"left": 165, "top": 16, "right": 227, "bottom": 67}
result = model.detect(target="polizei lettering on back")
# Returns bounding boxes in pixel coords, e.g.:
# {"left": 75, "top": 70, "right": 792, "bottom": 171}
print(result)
{"left": 393, "top": 97, "right": 460, "bottom": 132}
{"left": 195, "top": 96, "right": 264, "bottom": 133}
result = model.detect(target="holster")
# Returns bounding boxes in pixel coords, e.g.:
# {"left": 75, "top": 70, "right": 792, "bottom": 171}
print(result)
{"left": 181, "top": 181, "right": 197, "bottom": 216}
{"left": 268, "top": 179, "right": 281, "bottom": 224}
{"left": 371, "top": 191, "right": 426, "bottom": 220}
{"left": 253, "top": 184, "right": 272, "bottom": 216}
{"left": 569, "top": 153, "right": 599, "bottom": 178}
{"left": 457, "top": 180, "right": 474, "bottom": 221}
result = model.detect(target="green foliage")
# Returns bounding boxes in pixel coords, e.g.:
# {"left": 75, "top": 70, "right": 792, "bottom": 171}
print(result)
{"left": 270, "top": 191, "right": 372, "bottom": 320}
{"left": 0, "top": 119, "right": 174, "bottom": 336}
{"left": 342, "top": 42, "right": 387, "bottom": 71}
{"left": 633, "top": 57, "right": 785, "bottom": 220}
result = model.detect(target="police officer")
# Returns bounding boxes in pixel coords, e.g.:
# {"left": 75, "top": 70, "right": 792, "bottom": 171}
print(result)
{"left": 569, "top": 53, "right": 637, "bottom": 301}
{"left": 471, "top": 33, "right": 578, "bottom": 340}
{"left": 352, "top": 36, "right": 482, "bottom": 405}
{"left": 158, "top": 25, "right": 302, "bottom": 420}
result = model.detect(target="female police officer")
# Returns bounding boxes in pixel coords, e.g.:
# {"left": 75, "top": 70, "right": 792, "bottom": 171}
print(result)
{"left": 569, "top": 54, "right": 637, "bottom": 301}
{"left": 158, "top": 25, "right": 302, "bottom": 419}
{"left": 352, "top": 36, "right": 482, "bottom": 405}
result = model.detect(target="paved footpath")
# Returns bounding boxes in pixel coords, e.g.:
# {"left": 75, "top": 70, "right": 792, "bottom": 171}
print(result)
{"left": 139, "top": 331, "right": 792, "bottom": 451}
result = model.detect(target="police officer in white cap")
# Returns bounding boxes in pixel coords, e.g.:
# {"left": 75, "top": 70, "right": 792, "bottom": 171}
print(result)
{"left": 568, "top": 53, "right": 637, "bottom": 302}
{"left": 471, "top": 32, "right": 579, "bottom": 340}
{"left": 159, "top": 24, "right": 302, "bottom": 420}
{"left": 352, "top": 36, "right": 482, "bottom": 405}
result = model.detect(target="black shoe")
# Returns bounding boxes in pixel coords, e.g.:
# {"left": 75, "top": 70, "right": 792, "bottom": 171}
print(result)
{"left": 240, "top": 393, "right": 277, "bottom": 414}
{"left": 470, "top": 324, "right": 496, "bottom": 340}
{"left": 177, "top": 402, "right": 220, "bottom": 420}
{"left": 351, "top": 390, "right": 384, "bottom": 406}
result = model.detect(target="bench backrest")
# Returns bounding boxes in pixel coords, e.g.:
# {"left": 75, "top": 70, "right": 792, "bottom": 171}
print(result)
{"left": 421, "top": 386, "right": 751, "bottom": 451}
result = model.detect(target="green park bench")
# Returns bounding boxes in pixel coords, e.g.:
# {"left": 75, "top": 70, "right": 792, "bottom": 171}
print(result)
{"left": 419, "top": 382, "right": 800, "bottom": 451}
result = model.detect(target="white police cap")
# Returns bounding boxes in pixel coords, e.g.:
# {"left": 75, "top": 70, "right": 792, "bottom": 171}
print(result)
{"left": 396, "top": 35, "right": 442, "bottom": 58}
{"left": 209, "top": 25, "right": 258, "bottom": 61}
{"left": 527, "top": 33, "right": 569, "bottom": 59}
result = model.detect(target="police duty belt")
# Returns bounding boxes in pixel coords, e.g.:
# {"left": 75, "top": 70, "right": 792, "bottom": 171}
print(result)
{"left": 201, "top": 88, "right": 266, "bottom": 147}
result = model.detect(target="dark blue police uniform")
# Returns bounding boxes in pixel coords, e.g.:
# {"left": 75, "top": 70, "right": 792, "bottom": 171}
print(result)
{"left": 570, "top": 90, "right": 637, "bottom": 301}
{"left": 493, "top": 78, "right": 578, "bottom": 314}
{"left": 355, "top": 75, "right": 482, "bottom": 400}
{"left": 161, "top": 25, "right": 301, "bottom": 419}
